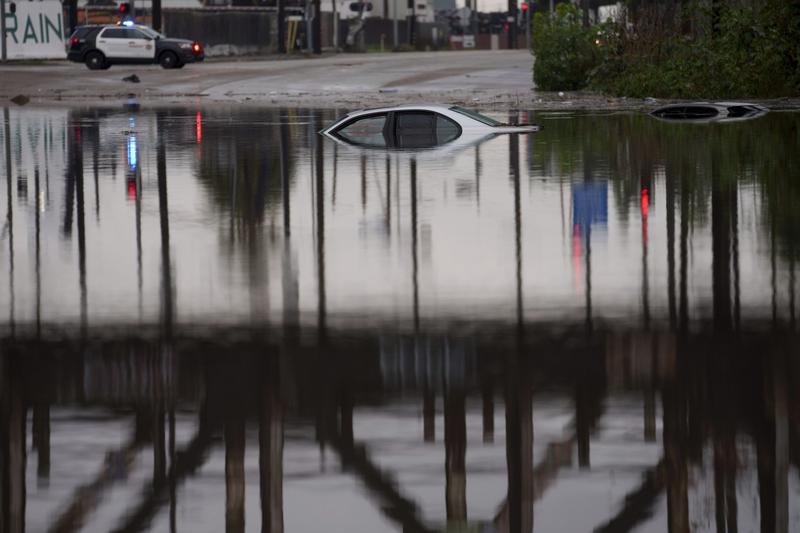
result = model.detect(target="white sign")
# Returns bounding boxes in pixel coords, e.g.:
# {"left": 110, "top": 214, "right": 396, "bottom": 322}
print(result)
{"left": 463, "top": 34, "right": 475, "bottom": 48}
{"left": 4, "top": 1, "right": 66, "bottom": 59}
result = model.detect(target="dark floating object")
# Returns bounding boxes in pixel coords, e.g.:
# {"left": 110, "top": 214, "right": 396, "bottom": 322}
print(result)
{"left": 650, "top": 102, "right": 767, "bottom": 123}
{"left": 122, "top": 74, "right": 141, "bottom": 83}
{"left": 10, "top": 94, "right": 30, "bottom": 105}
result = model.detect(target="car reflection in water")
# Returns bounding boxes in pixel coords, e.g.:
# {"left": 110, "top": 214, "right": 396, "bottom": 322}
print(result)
{"left": 320, "top": 104, "right": 540, "bottom": 153}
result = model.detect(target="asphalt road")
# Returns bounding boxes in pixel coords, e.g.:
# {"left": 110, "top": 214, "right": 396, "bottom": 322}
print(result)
{"left": 0, "top": 50, "right": 547, "bottom": 108}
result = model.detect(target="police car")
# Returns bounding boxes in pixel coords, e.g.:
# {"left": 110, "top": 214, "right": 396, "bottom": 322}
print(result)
{"left": 67, "top": 23, "right": 204, "bottom": 70}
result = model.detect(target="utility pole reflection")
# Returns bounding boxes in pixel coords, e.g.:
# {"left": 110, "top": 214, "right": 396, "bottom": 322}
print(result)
{"left": 756, "top": 350, "right": 789, "bottom": 533}
{"left": 506, "top": 130, "right": 533, "bottom": 532}
{"left": 225, "top": 415, "right": 245, "bottom": 533}
{"left": 1, "top": 356, "right": 26, "bottom": 533}
{"left": 75, "top": 123, "right": 87, "bottom": 338}
{"left": 4, "top": 108, "right": 15, "bottom": 336}
{"left": 666, "top": 168, "right": 677, "bottom": 328}
{"left": 260, "top": 356, "right": 284, "bottom": 533}
{"left": 711, "top": 162, "right": 733, "bottom": 332}
{"left": 411, "top": 158, "right": 419, "bottom": 329}
{"left": 316, "top": 112, "right": 327, "bottom": 337}
{"left": 157, "top": 113, "right": 174, "bottom": 337}
{"left": 34, "top": 166, "right": 42, "bottom": 335}
{"left": 504, "top": 348, "right": 533, "bottom": 533}
{"left": 280, "top": 120, "right": 299, "bottom": 331}
{"left": 444, "top": 389, "right": 466, "bottom": 522}
{"left": 679, "top": 174, "right": 689, "bottom": 333}
{"left": 511, "top": 133, "right": 523, "bottom": 330}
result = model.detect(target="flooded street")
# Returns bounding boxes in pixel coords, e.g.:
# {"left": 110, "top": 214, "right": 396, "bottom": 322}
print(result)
{"left": 1, "top": 105, "right": 799, "bottom": 532}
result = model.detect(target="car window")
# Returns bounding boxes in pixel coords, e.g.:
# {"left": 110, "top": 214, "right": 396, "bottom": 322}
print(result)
{"left": 395, "top": 112, "right": 437, "bottom": 149}
{"left": 337, "top": 114, "right": 387, "bottom": 147}
{"left": 102, "top": 28, "right": 126, "bottom": 39}
{"left": 435, "top": 115, "right": 460, "bottom": 144}
{"left": 138, "top": 27, "right": 164, "bottom": 39}
{"left": 72, "top": 27, "right": 94, "bottom": 39}
{"left": 126, "top": 29, "right": 149, "bottom": 39}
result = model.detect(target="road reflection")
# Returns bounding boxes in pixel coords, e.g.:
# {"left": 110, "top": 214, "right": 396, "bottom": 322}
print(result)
{"left": 0, "top": 106, "right": 799, "bottom": 532}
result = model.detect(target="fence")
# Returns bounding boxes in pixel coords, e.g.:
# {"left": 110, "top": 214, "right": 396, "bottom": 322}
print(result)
{"left": 154, "top": 10, "right": 500, "bottom": 56}
{"left": 164, "top": 8, "right": 276, "bottom": 56}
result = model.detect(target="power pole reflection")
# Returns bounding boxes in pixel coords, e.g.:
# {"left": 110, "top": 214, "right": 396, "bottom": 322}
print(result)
{"left": 411, "top": 158, "right": 419, "bottom": 329}
{"left": 260, "top": 356, "right": 284, "bottom": 533}
{"left": 444, "top": 389, "right": 466, "bottom": 523}
{"left": 156, "top": 113, "right": 174, "bottom": 337}
{"left": 75, "top": 123, "right": 88, "bottom": 338}
{"left": 506, "top": 130, "right": 533, "bottom": 532}
{"left": 316, "top": 112, "right": 326, "bottom": 337}
{"left": 1, "top": 356, "right": 26, "bottom": 533}
{"left": 4, "top": 108, "right": 15, "bottom": 336}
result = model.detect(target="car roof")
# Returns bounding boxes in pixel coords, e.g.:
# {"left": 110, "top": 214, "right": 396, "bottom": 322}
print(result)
{"left": 92, "top": 23, "right": 154, "bottom": 29}
{"left": 346, "top": 104, "right": 453, "bottom": 116}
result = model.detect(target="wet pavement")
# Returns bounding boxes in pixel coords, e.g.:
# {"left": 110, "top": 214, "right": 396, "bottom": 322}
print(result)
{"left": 1, "top": 105, "right": 800, "bottom": 532}
{"left": 0, "top": 51, "right": 541, "bottom": 109}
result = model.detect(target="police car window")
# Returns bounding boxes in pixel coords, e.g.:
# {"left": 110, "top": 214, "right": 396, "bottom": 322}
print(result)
{"left": 337, "top": 114, "right": 387, "bottom": 147}
{"left": 103, "top": 28, "right": 126, "bottom": 38}
{"left": 126, "top": 29, "right": 149, "bottom": 39}
{"left": 435, "top": 115, "right": 460, "bottom": 144}
{"left": 139, "top": 27, "right": 163, "bottom": 39}
{"left": 73, "top": 27, "right": 93, "bottom": 39}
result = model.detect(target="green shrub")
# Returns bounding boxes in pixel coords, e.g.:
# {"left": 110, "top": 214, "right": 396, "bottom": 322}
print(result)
{"left": 529, "top": 0, "right": 800, "bottom": 98}
{"left": 532, "top": 4, "right": 599, "bottom": 91}
{"left": 588, "top": 0, "right": 800, "bottom": 98}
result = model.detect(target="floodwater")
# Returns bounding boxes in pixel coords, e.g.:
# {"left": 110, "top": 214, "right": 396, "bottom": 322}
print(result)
{"left": 1, "top": 105, "right": 799, "bottom": 532}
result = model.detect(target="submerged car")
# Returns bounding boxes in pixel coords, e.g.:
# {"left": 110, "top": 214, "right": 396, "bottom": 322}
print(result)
{"left": 320, "top": 105, "right": 539, "bottom": 150}
{"left": 650, "top": 102, "right": 767, "bottom": 123}
{"left": 67, "top": 23, "right": 204, "bottom": 70}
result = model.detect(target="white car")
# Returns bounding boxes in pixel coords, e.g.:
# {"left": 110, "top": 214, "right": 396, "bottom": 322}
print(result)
{"left": 650, "top": 102, "right": 767, "bottom": 123}
{"left": 320, "top": 105, "right": 539, "bottom": 150}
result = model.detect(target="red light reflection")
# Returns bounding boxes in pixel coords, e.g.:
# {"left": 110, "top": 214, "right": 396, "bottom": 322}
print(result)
{"left": 196, "top": 111, "right": 203, "bottom": 144}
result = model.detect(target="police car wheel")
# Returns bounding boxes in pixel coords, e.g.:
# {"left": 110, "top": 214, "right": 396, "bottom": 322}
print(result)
{"left": 85, "top": 51, "right": 107, "bottom": 70}
{"left": 159, "top": 51, "right": 178, "bottom": 69}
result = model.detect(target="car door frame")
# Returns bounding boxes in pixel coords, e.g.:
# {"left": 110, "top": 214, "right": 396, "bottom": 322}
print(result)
{"left": 96, "top": 27, "right": 128, "bottom": 60}
{"left": 124, "top": 28, "right": 157, "bottom": 63}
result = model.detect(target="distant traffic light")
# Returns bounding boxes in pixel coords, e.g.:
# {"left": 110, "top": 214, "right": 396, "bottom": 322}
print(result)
{"left": 520, "top": 2, "right": 528, "bottom": 10}
{"left": 119, "top": 2, "right": 131, "bottom": 15}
